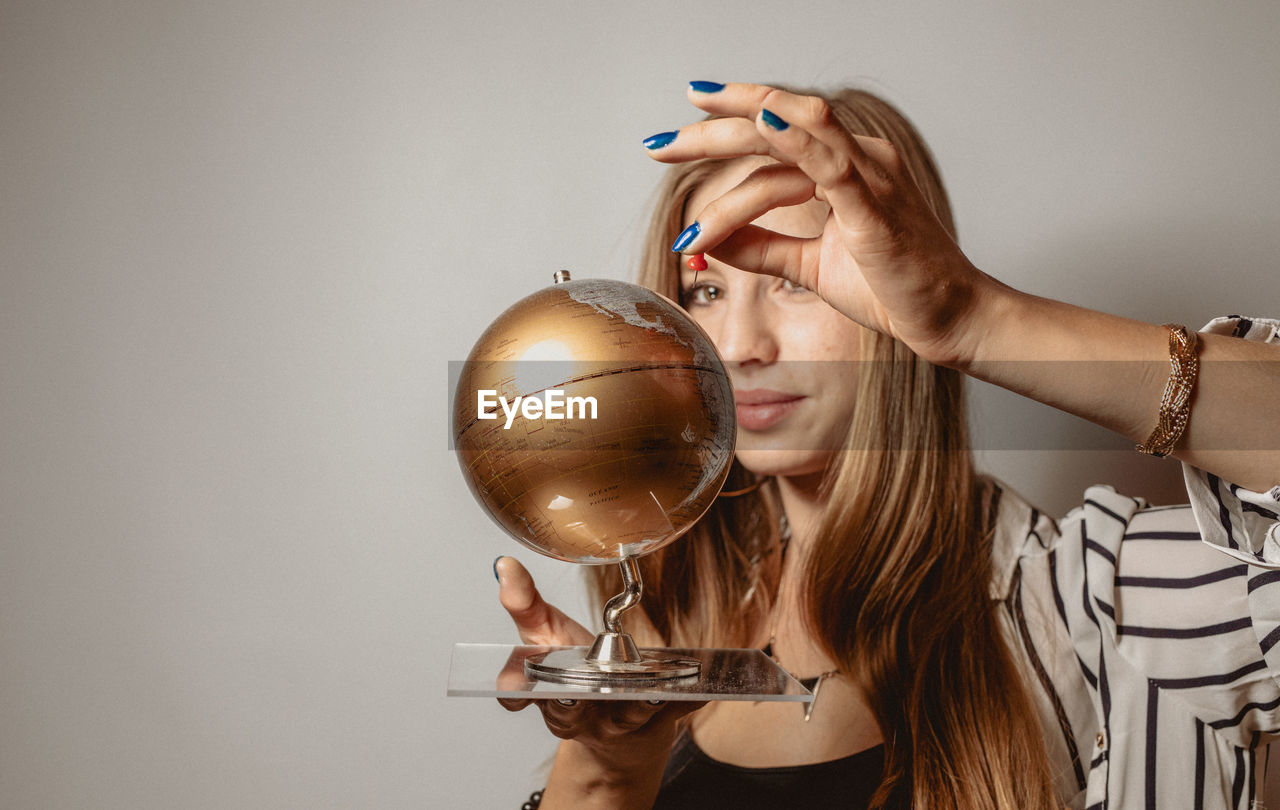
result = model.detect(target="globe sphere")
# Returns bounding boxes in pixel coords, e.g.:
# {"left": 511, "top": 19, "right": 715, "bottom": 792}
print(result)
{"left": 452, "top": 275, "right": 735, "bottom": 564}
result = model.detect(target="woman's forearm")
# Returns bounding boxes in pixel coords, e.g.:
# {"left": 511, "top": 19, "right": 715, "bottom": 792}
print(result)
{"left": 958, "top": 281, "right": 1280, "bottom": 492}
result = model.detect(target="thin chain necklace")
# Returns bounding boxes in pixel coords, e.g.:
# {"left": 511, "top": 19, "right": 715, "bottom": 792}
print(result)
{"left": 762, "top": 513, "right": 841, "bottom": 722}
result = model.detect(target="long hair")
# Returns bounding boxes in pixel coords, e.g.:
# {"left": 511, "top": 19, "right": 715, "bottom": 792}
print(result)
{"left": 590, "top": 87, "right": 1059, "bottom": 809}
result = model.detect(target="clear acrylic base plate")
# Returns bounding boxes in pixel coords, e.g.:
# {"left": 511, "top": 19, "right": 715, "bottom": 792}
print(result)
{"left": 448, "top": 643, "right": 812, "bottom": 702}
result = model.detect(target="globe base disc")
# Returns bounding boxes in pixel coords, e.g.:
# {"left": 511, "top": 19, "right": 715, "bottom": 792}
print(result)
{"left": 524, "top": 648, "right": 701, "bottom": 685}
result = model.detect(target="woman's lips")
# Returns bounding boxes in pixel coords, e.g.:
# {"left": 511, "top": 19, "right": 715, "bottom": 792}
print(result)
{"left": 734, "top": 389, "right": 804, "bottom": 431}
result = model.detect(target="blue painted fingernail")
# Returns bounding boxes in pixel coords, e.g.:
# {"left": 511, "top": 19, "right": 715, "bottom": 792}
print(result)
{"left": 761, "top": 108, "right": 790, "bottom": 131}
{"left": 690, "top": 81, "right": 725, "bottom": 93}
{"left": 493, "top": 556, "right": 503, "bottom": 582}
{"left": 643, "top": 131, "right": 678, "bottom": 150}
{"left": 671, "top": 221, "right": 701, "bottom": 253}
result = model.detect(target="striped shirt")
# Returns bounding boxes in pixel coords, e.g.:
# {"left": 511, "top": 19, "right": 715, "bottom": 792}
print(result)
{"left": 992, "top": 315, "right": 1280, "bottom": 809}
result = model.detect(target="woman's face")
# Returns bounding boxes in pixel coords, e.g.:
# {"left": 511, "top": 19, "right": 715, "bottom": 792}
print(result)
{"left": 679, "top": 157, "right": 870, "bottom": 480}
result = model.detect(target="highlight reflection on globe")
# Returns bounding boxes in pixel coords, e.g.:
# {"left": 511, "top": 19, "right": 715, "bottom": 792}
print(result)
{"left": 452, "top": 274, "right": 735, "bottom": 564}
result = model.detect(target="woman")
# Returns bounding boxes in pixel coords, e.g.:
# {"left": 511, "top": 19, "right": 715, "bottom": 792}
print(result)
{"left": 496, "top": 82, "right": 1280, "bottom": 809}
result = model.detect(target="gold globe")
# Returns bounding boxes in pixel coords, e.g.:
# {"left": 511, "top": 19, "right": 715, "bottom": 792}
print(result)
{"left": 452, "top": 274, "right": 735, "bottom": 564}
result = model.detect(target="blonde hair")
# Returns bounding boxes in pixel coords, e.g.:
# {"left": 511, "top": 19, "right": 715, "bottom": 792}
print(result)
{"left": 591, "top": 87, "right": 1059, "bottom": 809}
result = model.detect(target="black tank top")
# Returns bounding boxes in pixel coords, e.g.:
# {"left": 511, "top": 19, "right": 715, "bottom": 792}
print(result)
{"left": 653, "top": 731, "right": 885, "bottom": 810}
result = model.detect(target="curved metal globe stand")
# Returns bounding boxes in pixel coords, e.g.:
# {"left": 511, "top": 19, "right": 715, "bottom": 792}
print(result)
{"left": 523, "top": 557, "right": 702, "bottom": 684}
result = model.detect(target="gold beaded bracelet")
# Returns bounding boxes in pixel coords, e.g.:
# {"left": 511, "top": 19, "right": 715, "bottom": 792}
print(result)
{"left": 1135, "top": 323, "right": 1200, "bottom": 458}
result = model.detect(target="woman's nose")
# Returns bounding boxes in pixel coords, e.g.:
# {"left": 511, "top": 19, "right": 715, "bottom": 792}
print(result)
{"left": 714, "top": 298, "right": 778, "bottom": 366}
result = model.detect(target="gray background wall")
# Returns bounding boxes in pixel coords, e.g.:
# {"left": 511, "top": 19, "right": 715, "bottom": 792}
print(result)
{"left": 3, "top": 1, "right": 1278, "bottom": 807}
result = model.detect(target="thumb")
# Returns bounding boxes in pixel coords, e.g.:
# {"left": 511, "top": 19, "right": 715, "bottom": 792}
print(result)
{"left": 496, "top": 556, "right": 547, "bottom": 636}
{"left": 495, "top": 556, "right": 592, "bottom": 646}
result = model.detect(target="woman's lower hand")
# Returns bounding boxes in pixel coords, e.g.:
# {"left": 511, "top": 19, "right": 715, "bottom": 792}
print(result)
{"left": 494, "top": 556, "right": 702, "bottom": 778}
{"left": 645, "top": 81, "right": 1002, "bottom": 368}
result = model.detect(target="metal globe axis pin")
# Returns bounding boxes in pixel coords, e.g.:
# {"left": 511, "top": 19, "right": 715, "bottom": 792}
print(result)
{"left": 523, "top": 557, "right": 701, "bottom": 685}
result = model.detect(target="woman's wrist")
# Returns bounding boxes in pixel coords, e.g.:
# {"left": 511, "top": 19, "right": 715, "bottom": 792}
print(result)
{"left": 947, "top": 279, "right": 1194, "bottom": 445}
{"left": 918, "top": 266, "right": 1022, "bottom": 372}
{"left": 539, "top": 739, "right": 669, "bottom": 810}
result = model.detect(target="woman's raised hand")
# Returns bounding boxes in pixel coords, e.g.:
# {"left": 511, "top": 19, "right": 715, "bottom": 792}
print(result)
{"left": 494, "top": 557, "right": 702, "bottom": 785}
{"left": 645, "top": 81, "right": 1001, "bottom": 368}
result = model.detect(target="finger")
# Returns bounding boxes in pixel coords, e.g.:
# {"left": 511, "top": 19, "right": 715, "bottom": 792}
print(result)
{"left": 755, "top": 88, "right": 892, "bottom": 193}
{"left": 750, "top": 106, "right": 883, "bottom": 236}
{"left": 496, "top": 648, "right": 534, "bottom": 711}
{"left": 642, "top": 117, "right": 773, "bottom": 164}
{"left": 497, "top": 697, "right": 532, "bottom": 712}
{"left": 683, "top": 81, "right": 777, "bottom": 117}
{"left": 604, "top": 699, "right": 669, "bottom": 736}
{"left": 496, "top": 557, "right": 596, "bottom": 646}
{"left": 496, "top": 556, "right": 560, "bottom": 644}
{"left": 642, "top": 81, "right": 786, "bottom": 164}
{"left": 496, "top": 652, "right": 531, "bottom": 692}
{"left": 674, "top": 82, "right": 895, "bottom": 199}
{"left": 682, "top": 81, "right": 886, "bottom": 179}
{"left": 697, "top": 224, "right": 812, "bottom": 286}
{"left": 673, "top": 163, "right": 816, "bottom": 255}
{"left": 625, "top": 699, "right": 707, "bottom": 735}
{"left": 536, "top": 698, "right": 594, "bottom": 740}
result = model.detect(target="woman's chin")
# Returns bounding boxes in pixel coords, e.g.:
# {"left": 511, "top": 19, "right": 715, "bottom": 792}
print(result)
{"left": 733, "top": 447, "right": 835, "bottom": 481}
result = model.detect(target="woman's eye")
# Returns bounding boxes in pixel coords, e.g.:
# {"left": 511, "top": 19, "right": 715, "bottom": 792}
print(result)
{"left": 684, "top": 283, "right": 723, "bottom": 306}
{"left": 781, "top": 278, "right": 812, "bottom": 295}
